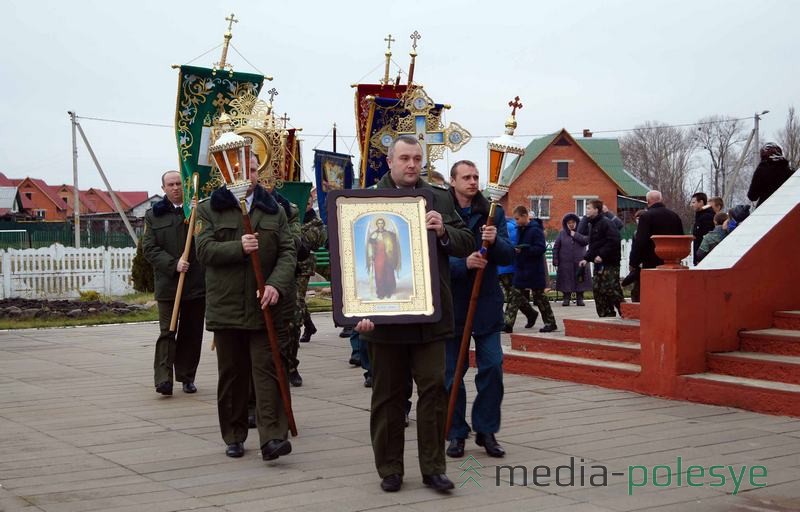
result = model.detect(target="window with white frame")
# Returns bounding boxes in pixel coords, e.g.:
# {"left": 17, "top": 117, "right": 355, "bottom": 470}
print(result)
{"left": 529, "top": 196, "right": 552, "bottom": 219}
{"left": 34, "top": 209, "right": 46, "bottom": 219}
{"left": 574, "top": 196, "right": 599, "bottom": 217}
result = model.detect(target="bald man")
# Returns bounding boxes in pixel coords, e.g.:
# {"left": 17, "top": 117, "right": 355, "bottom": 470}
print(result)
{"left": 628, "top": 191, "right": 684, "bottom": 299}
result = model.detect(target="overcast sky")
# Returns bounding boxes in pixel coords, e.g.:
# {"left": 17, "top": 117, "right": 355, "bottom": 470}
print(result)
{"left": 1, "top": 0, "right": 797, "bottom": 197}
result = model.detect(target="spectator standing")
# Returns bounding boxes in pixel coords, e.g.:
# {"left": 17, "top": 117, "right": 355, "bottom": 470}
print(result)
{"left": 748, "top": 142, "right": 795, "bottom": 208}
{"left": 690, "top": 193, "right": 715, "bottom": 265}
{"left": 552, "top": 213, "right": 591, "bottom": 306}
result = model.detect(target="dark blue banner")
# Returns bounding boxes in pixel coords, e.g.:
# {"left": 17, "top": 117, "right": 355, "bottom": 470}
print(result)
{"left": 314, "top": 149, "right": 353, "bottom": 224}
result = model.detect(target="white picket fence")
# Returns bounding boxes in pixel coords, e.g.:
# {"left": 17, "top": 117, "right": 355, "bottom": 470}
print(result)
{"left": 544, "top": 239, "right": 693, "bottom": 278}
{"left": 0, "top": 239, "right": 692, "bottom": 300}
{"left": 0, "top": 244, "right": 136, "bottom": 299}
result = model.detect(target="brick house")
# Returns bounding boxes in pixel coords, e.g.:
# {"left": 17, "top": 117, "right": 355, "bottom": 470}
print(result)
{"left": 499, "top": 129, "right": 648, "bottom": 232}
{"left": 0, "top": 172, "right": 149, "bottom": 221}
{"left": 14, "top": 177, "right": 68, "bottom": 221}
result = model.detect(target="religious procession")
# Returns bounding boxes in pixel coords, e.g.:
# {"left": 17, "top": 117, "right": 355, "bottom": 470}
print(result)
{"left": 3, "top": 5, "right": 800, "bottom": 510}
{"left": 150, "top": 15, "right": 528, "bottom": 491}
{"left": 139, "top": 13, "right": 799, "bottom": 496}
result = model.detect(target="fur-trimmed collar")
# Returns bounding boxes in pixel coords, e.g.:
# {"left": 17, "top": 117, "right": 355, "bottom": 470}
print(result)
{"left": 210, "top": 185, "right": 279, "bottom": 214}
{"left": 152, "top": 196, "right": 181, "bottom": 217}
{"left": 271, "top": 190, "right": 293, "bottom": 218}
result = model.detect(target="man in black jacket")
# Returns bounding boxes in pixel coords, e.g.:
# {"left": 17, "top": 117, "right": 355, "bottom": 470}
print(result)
{"left": 628, "top": 191, "right": 684, "bottom": 302}
{"left": 690, "top": 192, "right": 715, "bottom": 265}
{"left": 748, "top": 142, "right": 795, "bottom": 208}
{"left": 579, "top": 199, "right": 622, "bottom": 317}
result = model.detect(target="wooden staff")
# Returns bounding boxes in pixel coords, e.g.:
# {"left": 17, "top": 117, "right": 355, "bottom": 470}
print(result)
{"left": 239, "top": 198, "right": 298, "bottom": 437}
{"left": 444, "top": 202, "right": 496, "bottom": 439}
{"left": 169, "top": 173, "right": 199, "bottom": 332}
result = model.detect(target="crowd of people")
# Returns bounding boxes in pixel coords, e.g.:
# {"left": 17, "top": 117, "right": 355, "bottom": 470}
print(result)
{"left": 141, "top": 138, "right": 794, "bottom": 493}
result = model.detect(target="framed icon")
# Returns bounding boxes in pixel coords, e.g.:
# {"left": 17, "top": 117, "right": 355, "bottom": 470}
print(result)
{"left": 326, "top": 188, "right": 441, "bottom": 326}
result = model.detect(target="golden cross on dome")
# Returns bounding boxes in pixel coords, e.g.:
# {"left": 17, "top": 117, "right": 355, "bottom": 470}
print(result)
{"left": 508, "top": 96, "right": 523, "bottom": 117}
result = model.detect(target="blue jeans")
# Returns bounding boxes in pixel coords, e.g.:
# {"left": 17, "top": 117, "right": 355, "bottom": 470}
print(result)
{"left": 444, "top": 330, "right": 504, "bottom": 440}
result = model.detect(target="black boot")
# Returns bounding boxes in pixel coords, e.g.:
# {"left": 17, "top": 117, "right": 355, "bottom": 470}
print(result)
{"left": 300, "top": 315, "right": 317, "bottom": 343}
{"left": 576, "top": 292, "right": 585, "bottom": 306}
{"left": 524, "top": 310, "right": 539, "bottom": 329}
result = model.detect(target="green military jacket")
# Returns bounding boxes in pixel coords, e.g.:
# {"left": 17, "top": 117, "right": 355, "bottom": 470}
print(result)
{"left": 298, "top": 212, "right": 327, "bottom": 277}
{"left": 142, "top": 196, "right": 205, "bottom": 302}
{"left": 195, "top": 185, "right": 297, "bottom": 331}
{"left": 360, "top": 174, "right": 474, "bottom": 345}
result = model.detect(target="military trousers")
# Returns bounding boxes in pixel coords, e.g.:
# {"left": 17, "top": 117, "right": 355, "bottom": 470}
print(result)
{"left": 214, "top": 329, "right": 289, "bottom": 447}
{"left": 154, "top": 297, "right": 205, "bottom": 387}
{"left": 592, "top": 265, "right": 623, "bottom": 317}
{"left": 502, "top": 281, "right": 537, "bottom": 328}
{"left": 506, "top": 287, "right": 556, "bottom": 328}
{"left": 445, "top": 329, "right": 504, "bottom": 440}
{"left": 368, "top": 340, "right": 446, "bottom": 478}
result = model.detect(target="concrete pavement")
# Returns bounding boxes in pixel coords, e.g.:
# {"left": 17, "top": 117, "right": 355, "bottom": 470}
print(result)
{"left": 0, "top": 307, "right": 798, "bottom": 511}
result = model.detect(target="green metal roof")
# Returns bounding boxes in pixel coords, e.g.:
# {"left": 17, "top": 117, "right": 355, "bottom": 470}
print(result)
{"left": 499, "top": 132, "right": 558, "bottom": 186}
{"left": 501, "top": 131, "right": 649, "bottom": 198}
{"left": 576, "top": 138, "right": 649, "bottom": 197}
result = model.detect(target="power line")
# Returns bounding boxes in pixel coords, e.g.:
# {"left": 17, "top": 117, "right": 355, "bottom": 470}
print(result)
{"left": 76, "top": 116, "right": 172, "bottom": 128}
{"left": 74, "top": 114, "right": 757, "bottom": 139}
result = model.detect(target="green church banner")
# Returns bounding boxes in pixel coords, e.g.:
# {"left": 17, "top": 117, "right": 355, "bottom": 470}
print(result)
{"left": 174, "top": 65, "right": 264, "bottom": 212}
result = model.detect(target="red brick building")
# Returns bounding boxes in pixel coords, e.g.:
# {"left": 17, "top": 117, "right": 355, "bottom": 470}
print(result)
{"left": 0, "top": 172, "right": 148, "bottom": 221}
{"left": 499, "top": 129, "right": 648, "bottom": 232}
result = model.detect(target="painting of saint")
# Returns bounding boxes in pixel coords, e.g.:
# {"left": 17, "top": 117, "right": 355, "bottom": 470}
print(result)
{"left": 353, "top": 213, "right": 412, "bottom": 301}
{"left": 321, "top": 161, "right": 344, "bottom": 192}
{"left": 366, "top": 218, "right": 400, "bottom": 298}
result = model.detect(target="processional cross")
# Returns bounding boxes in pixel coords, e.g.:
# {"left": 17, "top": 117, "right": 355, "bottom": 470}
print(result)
{"left": 508, "top": 96, "right": 523, "bottom": 117}
{"left": 225, "top": 13, "right": 238, "bottom": 31}
{"left": 394, "top": 88, "right": 470, "bottom": 173}
{"left": 380, "top": 34, "right": 396, "bottom": 85}
{"left": 410, "top": 30, "right": 421, "bottom": 51}
{"left": 279, "top": 113, "right": 290, "bottom": 129}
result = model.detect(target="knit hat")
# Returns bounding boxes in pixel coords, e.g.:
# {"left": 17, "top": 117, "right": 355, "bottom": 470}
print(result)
{"left": 730, "top": 204, "right": 751, "bottom": 223}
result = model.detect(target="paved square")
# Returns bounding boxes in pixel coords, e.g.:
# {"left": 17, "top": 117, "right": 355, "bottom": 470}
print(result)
{"left": 0, "top": 312, "right": 798, "bottom": 511}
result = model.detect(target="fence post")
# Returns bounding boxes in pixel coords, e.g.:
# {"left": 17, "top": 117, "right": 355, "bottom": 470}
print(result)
{"left": 103, "top": 249, "right": 112, "bottom": 295}
{"left": 1, "top": 251, "right": 9, "bottom": 298}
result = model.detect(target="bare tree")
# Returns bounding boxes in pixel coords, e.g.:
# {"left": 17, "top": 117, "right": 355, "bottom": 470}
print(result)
{"left": 694, "top": 116, "right": 748, "bottom": 200}
{"left": 777, "top": 106, "right": 800, "bottom": 171}
{"left": 620, "top": 121, "right": 695, "bottom": 226}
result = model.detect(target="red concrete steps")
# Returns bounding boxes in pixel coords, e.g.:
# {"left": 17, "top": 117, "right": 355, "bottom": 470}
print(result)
{"left": 706, "top": 352, "right": 800, "bottom": 385}
{"left": 501, "top": 348, "right": 641, "bottom": 391}
{"left": 511, "top": 333, "right": 640, "bottom": 364}
{"left": 563, "top": 317, "right": 640, "bottom": 343}
{"left": 739, "top": 328, "right": 800, "bottom": 356}
{"left": 620, "top": 302, "right": 639, "bottom": 320}
{"left": 774, "top": 311, "right": 800, "bottom": 330}
{"left": 680, "top": 373, "right": 800, "bottom": 417}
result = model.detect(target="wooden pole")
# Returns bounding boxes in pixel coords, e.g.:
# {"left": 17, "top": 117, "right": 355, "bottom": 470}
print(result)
{"left": 239, "top": 198, "right": 298, "bottom": 437}
{"left": 169, "top": 173, "right": 199, "bottom": 332}
{"left": 444, "top": 202, "right": 496, "bottom": 439}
